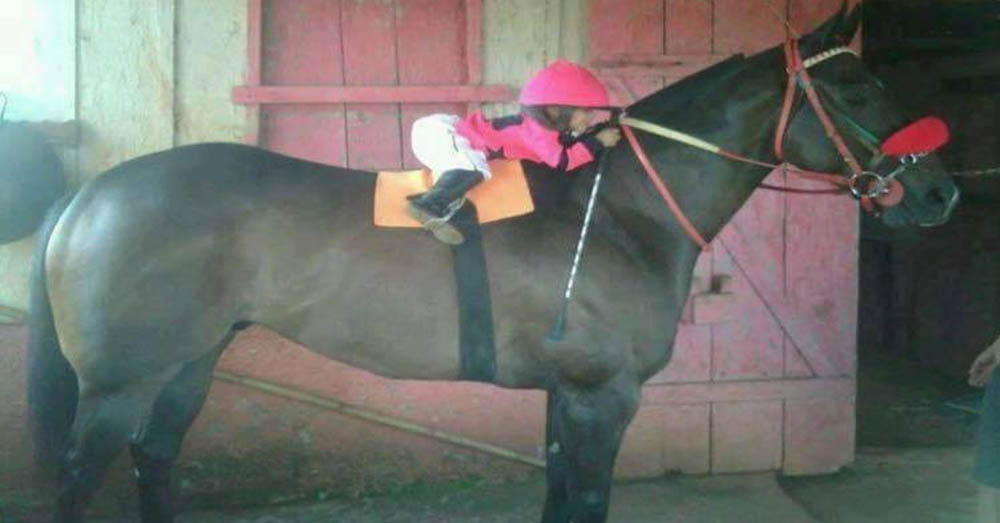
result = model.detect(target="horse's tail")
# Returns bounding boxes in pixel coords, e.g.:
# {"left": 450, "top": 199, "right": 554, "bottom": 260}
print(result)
{"left": 26, "top": 194, "right": 78, "bottom": 472}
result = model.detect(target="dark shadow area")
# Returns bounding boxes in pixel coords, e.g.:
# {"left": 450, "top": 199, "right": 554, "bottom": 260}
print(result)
{"left": 781, "top": 3, "right": 997, "bottom": 520}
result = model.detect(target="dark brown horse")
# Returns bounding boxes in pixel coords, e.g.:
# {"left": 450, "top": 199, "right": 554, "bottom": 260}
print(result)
{"left": 24, "top": 6, "right": 957, "bottom": 523}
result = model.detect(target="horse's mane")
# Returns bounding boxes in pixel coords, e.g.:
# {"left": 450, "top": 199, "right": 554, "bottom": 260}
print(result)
{"left": 624, "top": 54, "right": 753, "bottom": 130}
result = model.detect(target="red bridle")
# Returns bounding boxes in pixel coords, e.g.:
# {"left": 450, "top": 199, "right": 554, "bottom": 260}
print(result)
{"left": 619, "top": 39, "right": 949, "bottom": 251}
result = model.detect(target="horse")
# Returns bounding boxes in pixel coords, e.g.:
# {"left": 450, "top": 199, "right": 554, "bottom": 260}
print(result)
{"left": 22, "top": 5, "right": 958, "bottom": 523}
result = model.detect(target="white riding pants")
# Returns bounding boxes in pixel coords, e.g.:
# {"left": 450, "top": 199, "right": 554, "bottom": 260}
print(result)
{"left": 411, "top": 114, "right": 492, "bottom": 181}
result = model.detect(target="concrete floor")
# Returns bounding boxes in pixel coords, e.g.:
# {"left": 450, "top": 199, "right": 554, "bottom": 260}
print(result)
{"left": 4, "top": 351, "right": 982, "bottom": 523}
{"left": 167, "top": 447, "right": 977, "bottom": 523}
{"left": 782, "top": 446, "right": 976, "bottom": 523}
{"left": 177, "top": 351, "right": 986, "bottom": 523}
{"left": 172, "top": 473, "right": 816, "bottom": 523}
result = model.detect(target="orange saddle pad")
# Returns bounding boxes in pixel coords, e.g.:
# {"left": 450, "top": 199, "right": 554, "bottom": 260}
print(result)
{"left": 374, "top": 160, "right": 535, "bottom": 227}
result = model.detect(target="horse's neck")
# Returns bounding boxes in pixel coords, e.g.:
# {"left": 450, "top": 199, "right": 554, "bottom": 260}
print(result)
{"left": 645, "top": 62, "right": 784, "bottom": 245}
{"left": 590, "top": 58, "right": 786, "bottom": 281}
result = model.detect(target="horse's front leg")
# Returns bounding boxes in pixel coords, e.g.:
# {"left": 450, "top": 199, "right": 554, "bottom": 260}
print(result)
{"left": 542, "top": 373, "right": 641, "bottom": 523}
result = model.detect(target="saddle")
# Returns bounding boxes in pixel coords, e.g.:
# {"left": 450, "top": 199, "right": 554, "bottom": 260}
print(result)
{"left": 373, "top": 159, "right": 534, "bottom": 227}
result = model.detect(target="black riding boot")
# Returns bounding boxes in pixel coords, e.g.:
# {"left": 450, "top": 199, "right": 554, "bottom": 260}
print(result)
{"left": 407, "top": 169, "right": 484, "bottom": 244}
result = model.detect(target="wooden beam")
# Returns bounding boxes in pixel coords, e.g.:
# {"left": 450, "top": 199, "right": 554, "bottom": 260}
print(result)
{"left": 246, "top": 0, "right": 262, "bottom": 86}
{"left": 232, "top": 85, "right": 516, "bottom": 105}
{"left": 465, "top": 0, "right": 483, "bottom": 85}
{"left": 641, "top": 377, "right": 854, "bottom": 405}
{"left": 591, "top": 53, "right": 730, "bottom": 69}
{"left": 591, "top": 53, "right": 731, "bottom": 78}
{"left": 243, "top": 0, "right": 263, "bottom": 145}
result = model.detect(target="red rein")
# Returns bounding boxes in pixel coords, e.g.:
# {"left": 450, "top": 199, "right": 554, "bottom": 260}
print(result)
{"left": 620, "top": 40, "right": 949, "bottom": 250}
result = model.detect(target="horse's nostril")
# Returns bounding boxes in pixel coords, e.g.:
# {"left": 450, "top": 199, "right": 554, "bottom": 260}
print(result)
{"left": 930, "top": 187, "right": 947, "bottom": 205}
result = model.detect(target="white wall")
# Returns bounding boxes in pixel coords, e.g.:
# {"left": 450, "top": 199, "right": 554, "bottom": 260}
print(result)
{"left": 0, "top": 0, "right": 75, "bottom": 122}
{"left": 0, "top": 0, "right": 247, "bottom": 319}
{"left": 0, "top": 0, "right": 76, "bottom": 322}
{"left": 482, "top": 0, "right": 587, "bottom": 117}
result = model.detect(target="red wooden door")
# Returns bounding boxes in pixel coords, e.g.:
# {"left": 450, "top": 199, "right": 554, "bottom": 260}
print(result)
{"left": 233, "top": 0, "right": 512, "bottom": 170}
{"left": 591, "top": 0, "right": 859, "bottom": 475}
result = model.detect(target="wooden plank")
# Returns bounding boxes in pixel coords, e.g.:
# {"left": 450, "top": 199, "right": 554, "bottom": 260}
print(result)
{"left": 784, "top": 336, "right": 815, "bottom": 378}
{"left": 176, "top": 1, "right": 249, "bottom": 145}
{"left": 246, "top": 0, "right": 262, "bottom": 86}
{"left": 784, "top": 179, "right": 858, "bottom": 376}
{"left": 656, "top": 250, "right": 711, "bottom": 384}
{"left": 397, "top": 0, "right": 472, "bottom": 167}
{"left": 592, "top": 54, "right": 729, "bottom": 95}
{"left": 597, "top": 75, "right": 663, "bottom": 106}
{"left": 258, "top": 0, "right": 346, "bottom": 153}
{"left": 783, "top": 397, "right": 855, "bottom": 474}
{"left": 77, "top": 0, "right": 174, "bottom": 174}
{"left": 665, "top": 0, "right": 713, "bottom": 54}
{"left": 244, "top": 0, "right": 262, "bottom": 144}
{"left": 717, "top": 207, "right": 847, "bottom": 376}
{"left": 641, "top": 377, "right": 854, "bottom": 405}
{"left": 789, "top": 0, "right": 861, "bottom": 42}
{"left": 711, "top": 176, "right": 786, "bottom": 381}
{"left": 589, "top": 0, "right": 664, "bottom": 58}
{"left": 341, "top": 0, "right": 400, "bottom": 169}
{"left": 592, "top": 53, "right": 729, "bottom": 89}
{"left": 482, "top": 0, "right": 550, "bottom": 103}
{"left": 616, "top": 403, "right": 711, "bottom": 477}
{"left": 615, "top": 406, "right": 666, "bottom": 478}
{"left": 715, "top": 240, "right": 838, "bottom": 376}
{"left": 262, "top": 105, "right": 347, "bottom": 166}
{"left": 591, "top": 53, "right": 728, "bottom": 69}
{"left": 233, "top": 85, "right": 515, "bottom": 104}
{"left": 346, "top": 105, "right": 403, "bottom": 170}
{"left": 544, "top": 0, "right": 563, "bottom": 65}
{"left": 396, "top": 0, "right": 464, "bottom": 86}
{"left": 342, "top": 0, "right": 397, "bottom": 86}
{"left": 713, "top": 0, "right": 788, "bottom": 54}
{"left": 711, "top": 401, "right": 783, "bottom": 472}
{"left": 262, "top": 0, "right": 345, "bottom": 85}
{"left": 708, "top": 273, "right": 785, "bottom": 381}
{"left": 654, "top": 324, "right": 712, "bottom": 384}
{"left": 663, "top": 404, "right": 710, "bottom": 473}
{"left": 560, "top": 0, "right": 588, "bottom": 63}
{"left": 465, "top": 0, "right": 483, "bottom": 84}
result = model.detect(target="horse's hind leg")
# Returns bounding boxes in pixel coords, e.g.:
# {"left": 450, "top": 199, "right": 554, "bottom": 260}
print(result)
{"left": 541, "top": 375, "right": 640, "bottom": 523}
{"left": 56, "top": 367, "right": 181, "bottom": 523}
{"left": 130, "top": 337, "right": 230, "bottom": 523}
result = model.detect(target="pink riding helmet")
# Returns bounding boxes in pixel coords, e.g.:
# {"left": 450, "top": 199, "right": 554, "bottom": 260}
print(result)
{"left": 519, "top": 60, "right": 610, "bottom": 108}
